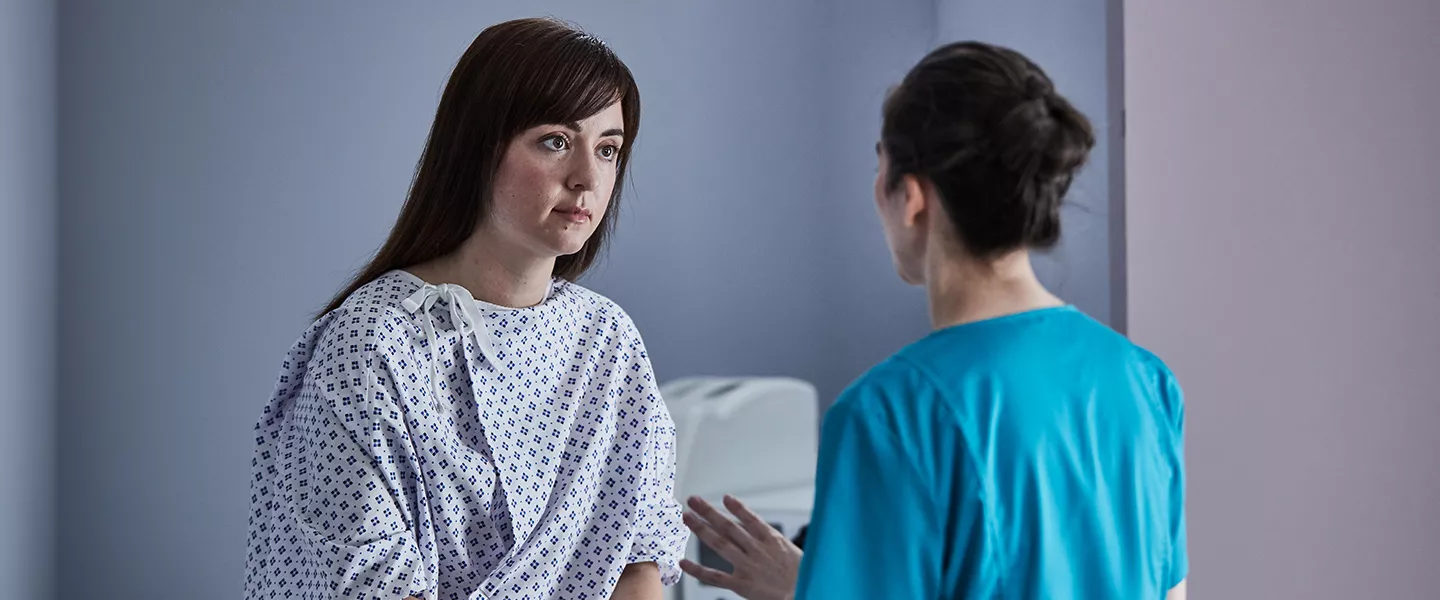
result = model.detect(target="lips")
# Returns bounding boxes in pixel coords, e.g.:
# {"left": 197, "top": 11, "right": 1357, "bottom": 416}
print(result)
{"left": 554, "top": 207, "right": 592, "bottom": 223}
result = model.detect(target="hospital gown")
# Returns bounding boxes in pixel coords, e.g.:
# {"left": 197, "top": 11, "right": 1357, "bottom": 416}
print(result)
{"left": 245, "top": 270, "right": 688, "bottom": 599}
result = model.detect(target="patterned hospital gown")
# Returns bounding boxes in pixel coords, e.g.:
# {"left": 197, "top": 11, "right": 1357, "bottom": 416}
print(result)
{"left": 245, "top": 270, "right": 688, "bottom": 599}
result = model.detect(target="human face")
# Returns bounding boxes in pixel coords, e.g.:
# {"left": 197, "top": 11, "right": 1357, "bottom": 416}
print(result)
{"left": 483, "top": 101, "right": 626, "bottom": 260}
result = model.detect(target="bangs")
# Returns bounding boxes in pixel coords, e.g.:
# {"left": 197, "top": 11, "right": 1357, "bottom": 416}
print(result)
{"left": 510, "top": 33, "right": 636, "bottom": 133}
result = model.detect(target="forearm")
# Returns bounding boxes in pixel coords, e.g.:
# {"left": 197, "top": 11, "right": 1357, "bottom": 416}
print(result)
{"left": 610, "top": 562, "right": 663, "bottom": 600}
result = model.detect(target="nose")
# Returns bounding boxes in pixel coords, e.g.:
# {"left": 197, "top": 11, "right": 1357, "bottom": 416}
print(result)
{"left": 565, "top": 151, "right": 602, "bottom": 193}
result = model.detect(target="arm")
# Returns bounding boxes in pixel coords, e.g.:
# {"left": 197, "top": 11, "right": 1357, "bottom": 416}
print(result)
{"left": 289, "top": 365, "right": 429, "bottom": 598}
{"left": 792, "top": 394, "right": 944, "bottom": 600}
{"left": 285, "top": 342, "right": 431, "bottom": 599}
{"left": 622, "top": 409, "right": 687, "bottom": 585}
{"left": 617, "top": 312, "right": 689, "bottom": 586}
{"left": 678, "top": 366, "right": 961, "bottom": 600}
{"left": 1162, "top": 371, "right": 1189, "bottom": 594}
{"left": 610, "top": 562, "right": 663, "bottom": 600}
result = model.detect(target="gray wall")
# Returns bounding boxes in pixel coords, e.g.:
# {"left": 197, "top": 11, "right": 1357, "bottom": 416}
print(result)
{"left": 818, "top": 0, "right": 937, "bottom": 402}
{"left": 54, "top": 1, "right": 1115, "bottom": 596}
{"left": 1125, "top": 0, "right": 1440, "bottom": 597}
{"left": 0, "top": 0, "right": 55, "bottom": 597}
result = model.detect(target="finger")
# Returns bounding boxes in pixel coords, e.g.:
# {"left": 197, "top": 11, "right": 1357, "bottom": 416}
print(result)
{"left": 687, "top": 496, "right": 757, "bottom": 551}
{"left": 723, "top": 494, "right": 784, "bottom": 543}
{"left": 679, "top": 559, "right": 739, "bottom": 591}
{"left": 683, "top": 510, "right": 749, "bottom": 561}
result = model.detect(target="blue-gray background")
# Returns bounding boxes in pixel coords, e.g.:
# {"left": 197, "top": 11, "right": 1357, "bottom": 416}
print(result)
{"left": 5, "top": 1, "right": 1115, "bottom": 596}
{"left": 12, "top": 2, "right": 1439, "bottom": 598}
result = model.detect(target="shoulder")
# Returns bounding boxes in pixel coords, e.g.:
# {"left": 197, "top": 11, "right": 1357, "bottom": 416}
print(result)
{"left": 1052, "top": 310, "right": 1176, "bottom": 387}
{"left": 840, "top": 354, "right": 948, "bottom": 404}
{"left": 821, "top": 357, "right": 967, "bottom": 500}
{"left": 1062, "top": 311, "right": 1178, "bottom": 385}
{"left": 828, "top": 357, "right": 951, "bottom": 437}
{"left": 1129, "top": 343, "right": 1184, "bottom": 425}
{"left": 553, "top": 280, "right": 633, "bottom": 323}
{"left": 291, "top": 311, "right": 423, "bottom": 429}
{"left": 328, "top": 270, "right": 424, "bottom": 323}
{"left": 1129, "top": 343, "right": 1180, "bottom": 388}
{"left": 836, "top": 358, "right": 931, "bottom": 408}
{"left": 306, "top": 271, "right": 424, "bottom": 370}
{"left": 551, "top": 280, "right": 645, "bottom": 341}
{"left": 1048, "top": 313, "right": 1185, "bottom": 426}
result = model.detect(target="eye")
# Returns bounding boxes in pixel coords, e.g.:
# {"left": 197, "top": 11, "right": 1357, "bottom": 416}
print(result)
{"left": 541, "top": 135, "right": 569, "bottom": 152}
{"left": 597, "top": 144, "right": 620, "bottom": 161}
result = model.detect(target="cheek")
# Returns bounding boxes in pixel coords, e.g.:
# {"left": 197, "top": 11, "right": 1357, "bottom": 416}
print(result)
{"left": 486, "top": 183, "right": 525, "bottom": 226}
{"left": 882, "top": 205, "right": 924, "bottom": 259}
{"left": 591, "top": 166, "right": 619, "bottom": 213}
{"left": 876, "top": 195, "right": 905, "bottom": 242}
{"left": 489, "top": 159, "right": 550, "bottom": 217}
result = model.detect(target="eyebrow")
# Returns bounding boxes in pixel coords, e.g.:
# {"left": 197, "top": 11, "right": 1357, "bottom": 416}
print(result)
{"left": 562, "top": 121, "right": 625, "bottom": 139}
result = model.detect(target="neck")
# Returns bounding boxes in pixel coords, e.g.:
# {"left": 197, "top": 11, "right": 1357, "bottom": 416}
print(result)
{"left": 410, "top": 232, "right": 555, "bottom": 308}
{"left": 924, "top": 248, "right": 1064, "bottom": 330}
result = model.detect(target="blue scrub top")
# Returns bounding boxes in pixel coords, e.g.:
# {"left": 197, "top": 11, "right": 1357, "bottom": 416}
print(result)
{"left": 795, "top": 306, "right": 1187, "bottom": 599}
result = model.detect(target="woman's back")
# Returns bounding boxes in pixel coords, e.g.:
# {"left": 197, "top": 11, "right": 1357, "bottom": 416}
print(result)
{"left": 795, "top": 307, "right": 1186, "bottom": 599}
{"left": 679, "top": 39, "right": 1186, "bottom": 600}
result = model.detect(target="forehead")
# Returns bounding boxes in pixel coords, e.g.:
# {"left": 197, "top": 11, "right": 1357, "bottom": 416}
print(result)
{"left": 530, "top": 101, "right": 624, "bottom": 136}
{"left": 576, "top": 102, "right": 624, "bottom": 128}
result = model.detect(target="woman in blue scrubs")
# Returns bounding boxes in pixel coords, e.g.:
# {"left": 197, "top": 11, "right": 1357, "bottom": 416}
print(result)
{"left": 680, "top": 40, "right": 1188, "bottom": 600}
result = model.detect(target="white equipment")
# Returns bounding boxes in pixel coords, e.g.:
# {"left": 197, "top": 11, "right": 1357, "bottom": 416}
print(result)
{"left": 659, "top": 377, "right": 820, "bottom": 600}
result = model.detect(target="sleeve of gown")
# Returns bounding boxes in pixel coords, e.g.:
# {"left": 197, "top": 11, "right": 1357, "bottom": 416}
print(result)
{"left": 286, "top": 316, "right": 435, "bottom": 599}
{"left": 615, "top": 312, "right": 689, "bottom": 586}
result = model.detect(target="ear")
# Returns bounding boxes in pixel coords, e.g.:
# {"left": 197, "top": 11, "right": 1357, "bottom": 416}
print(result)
{"left": 899, "top": 173, "right": 929, "bottom": 229}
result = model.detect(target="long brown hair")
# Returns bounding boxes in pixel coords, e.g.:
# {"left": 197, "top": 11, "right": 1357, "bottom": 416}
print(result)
{"left": 322, "top": 17, "right": 641, "bottom": 316}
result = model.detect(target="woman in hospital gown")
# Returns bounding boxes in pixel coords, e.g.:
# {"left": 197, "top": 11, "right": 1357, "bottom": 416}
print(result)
{"left": 244, "top": 18, "right": 687, "bottom": 600}
{"left": 681, "top": 41, "right": 1188, "bottom": 600}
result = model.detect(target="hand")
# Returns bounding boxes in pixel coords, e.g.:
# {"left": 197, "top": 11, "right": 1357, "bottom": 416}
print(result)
{"left": 680, "top": 495, "right": 803, "bottom": 600}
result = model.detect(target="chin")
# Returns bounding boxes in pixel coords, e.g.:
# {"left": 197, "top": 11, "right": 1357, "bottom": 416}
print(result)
{"left": 550, "top": 236, "right": 594, "bottom": 258}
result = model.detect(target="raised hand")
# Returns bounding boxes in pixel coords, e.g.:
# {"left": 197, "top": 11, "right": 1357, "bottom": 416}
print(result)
{"left": 679, "top": 495, "right": 803, "bottom": 600}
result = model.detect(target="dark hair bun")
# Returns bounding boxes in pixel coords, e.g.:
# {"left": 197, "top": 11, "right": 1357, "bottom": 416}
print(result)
{"left": 881, "top": 41, "right": 1096, "bottom": 258}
